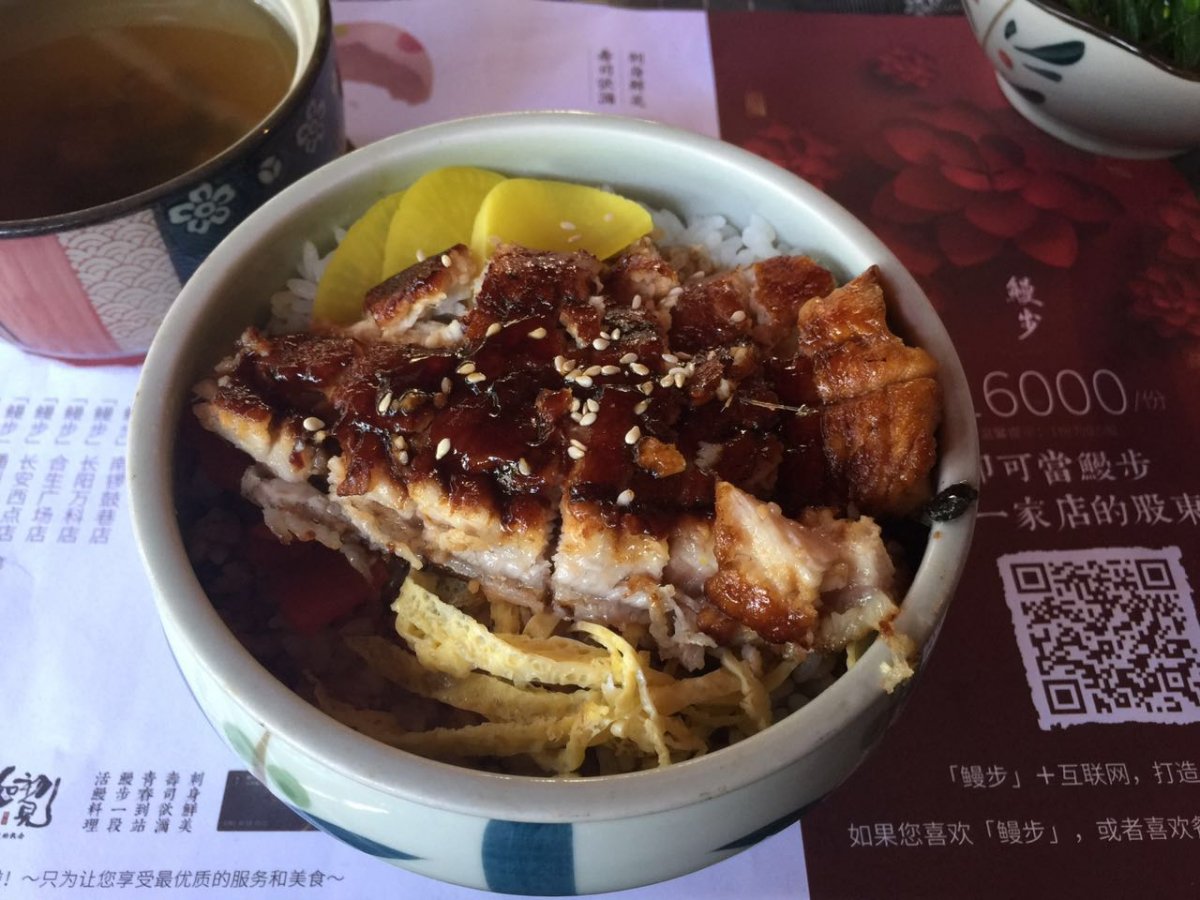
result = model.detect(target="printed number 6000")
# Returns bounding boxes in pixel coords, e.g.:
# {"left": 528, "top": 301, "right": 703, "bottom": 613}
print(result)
{"left": 982, "top": 369, "right": 1127, "bottom": 418}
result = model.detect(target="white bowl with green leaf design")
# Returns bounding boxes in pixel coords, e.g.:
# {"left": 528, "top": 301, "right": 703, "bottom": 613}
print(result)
{"left": 128, "top": 112, "right": 979, "bottom": 895}
{"left": 962, "top": 0, "right": 1200, "bottom": 157}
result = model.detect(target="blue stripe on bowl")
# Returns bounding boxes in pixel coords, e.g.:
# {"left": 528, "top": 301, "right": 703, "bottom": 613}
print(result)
{"left": 482, "top": 820, "right": 575, "bottom": 896}
{"left": 715, "top": 801, "right": 820, "bottom": 852}
{"left": 295, "top": 810, "right": 422, "bottom": 861}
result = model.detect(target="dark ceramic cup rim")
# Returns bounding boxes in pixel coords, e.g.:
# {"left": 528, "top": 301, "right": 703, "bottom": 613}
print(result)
{"left": 0, "top": 0, "right": 333, "bottom": 239}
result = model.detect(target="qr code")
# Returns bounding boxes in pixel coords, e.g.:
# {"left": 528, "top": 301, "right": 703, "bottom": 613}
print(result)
{"left": 997, "top": 547, "right": 1200, "bottom": 730}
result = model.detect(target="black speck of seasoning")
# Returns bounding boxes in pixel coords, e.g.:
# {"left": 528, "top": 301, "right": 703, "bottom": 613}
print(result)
{"left": 925, "top": 482, "right": 978, "bottom": 522}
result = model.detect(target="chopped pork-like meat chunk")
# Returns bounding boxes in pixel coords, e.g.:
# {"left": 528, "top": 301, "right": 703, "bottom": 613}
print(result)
{"left": 703, "top": 482, "right": 896, "bottom": 647}
{"left": 364, "top": 243, "right": 475, "bottom": 340}
{"left": 822, "top": 376, "right": 941, "bottom": 516}
{"left": 792, "top": 265, "right": 941, "bottom": 515}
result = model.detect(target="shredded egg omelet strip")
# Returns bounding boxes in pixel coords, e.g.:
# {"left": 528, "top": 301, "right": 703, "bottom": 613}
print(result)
{"left": 317, "top": 576, "right": 775, "bottom": 774}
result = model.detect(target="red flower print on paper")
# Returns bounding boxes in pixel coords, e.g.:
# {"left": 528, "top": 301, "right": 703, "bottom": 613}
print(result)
{"left": 741, "top": 122, "right": 844, "bottom": 190}
{"left": 1129, "top": 191, "right": 1200, "bottom": 340}
{"left": 871, "top": 46, "right": 938, "bottom": 90}
{"left": 866, "top": 102, "right": 1120, "bottom": 276}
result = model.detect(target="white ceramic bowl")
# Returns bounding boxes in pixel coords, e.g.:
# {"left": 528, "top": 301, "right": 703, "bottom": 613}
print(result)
{"left": 128, "top": 113, "right": 979, "bottom": 895}
{"left": 962, "top": 0, "right": 1200, "bottom": 158}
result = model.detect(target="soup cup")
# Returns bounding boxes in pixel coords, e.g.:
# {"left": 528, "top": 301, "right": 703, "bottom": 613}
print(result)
{"left": 129, "top": 112, "right": 979, "bottom": 895}
{"left": 0, "top": 0, "right": 344, "bottom": 361}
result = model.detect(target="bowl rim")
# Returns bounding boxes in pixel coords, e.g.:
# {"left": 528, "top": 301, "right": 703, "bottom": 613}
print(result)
{"left": 0, "top": 0, "right": 334, "bottom": 237}
{"left": 1005, "top": 0, "right": 1200, "bottom": 83}
{"left": 129, "top": 111, "right": 980, "bottom": 823}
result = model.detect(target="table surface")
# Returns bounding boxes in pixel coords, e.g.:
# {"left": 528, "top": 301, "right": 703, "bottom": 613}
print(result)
{"left": 4, "top": 2, "right": 1199, "bottom": 898}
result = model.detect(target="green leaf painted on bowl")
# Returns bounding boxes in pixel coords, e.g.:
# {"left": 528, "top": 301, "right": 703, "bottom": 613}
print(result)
{"left": 224, "top": 723, "right": 257, "bottom": 766}
{"left": 267, "top": 763, "right": 311, "bottom": 809}
{"left": 1024, "top": 64, "right": 1065, "bottom": 81}
{"left": 1014, "top": 40, "right": 1087, "bottom": 65}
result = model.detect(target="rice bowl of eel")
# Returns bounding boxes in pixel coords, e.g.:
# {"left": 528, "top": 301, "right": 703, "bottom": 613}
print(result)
{"left": 128, "top": 112, "right": 979, "bottom": 895}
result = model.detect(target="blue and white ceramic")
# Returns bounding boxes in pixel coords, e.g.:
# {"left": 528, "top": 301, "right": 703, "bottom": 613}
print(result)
{"left": 963, "top": 0, "right": 1200, "bottom": 158}
{"left": 129, "top": 113, "right": 980, "bottom": 895}
{"left": 0, "top": 0, "right": 343, "bottom": 360}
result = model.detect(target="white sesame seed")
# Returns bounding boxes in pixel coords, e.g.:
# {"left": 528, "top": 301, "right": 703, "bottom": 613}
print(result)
{"left": 560, "top": 220, "right": 576, "bottom": 230}
{"left": 441, "top": 253, "right": 452, "bottom": 267}
{"left": 619, "top": 352, "right": 637, "bottom": 365}
{"left": 667, "top": 286, "right": 684, "bottom": 297}
{"left": 731, "top": 310, "right": 747, "bottom": 324}
{"left": 639, "top": 382, "right": 654, "bottom": 395}
{"left": 600, "top": 330, "right": 613, "bottom": 341}
{"left": 435, "top": 437, "right": 451, "bottom": 460}
{"left": 570, "top": 438, "right": 586, "bottom": 450}
{"left": 567, "top": 445, "right": 586, "bottom": 460}
{"left": 571, "top": 397, "right": 582, "bottom": 412}
{"left": 716, "top": 379, "right": 733, "bottom": 401}
{"left": 617, "top": 489, "right": 635, "bottom": 506}
{"left": 313, "top": 430, "right": 327, "bottom": 443}
{"left": 456, "top": 361, "right": 476, "bottom": 375}
{"left": 571, "top": 411, "right": 583, "bottom": 423}
{"left": 518, "top": 457, "right": 532, "bottom": 476}
{"left": 529, "top": 326, "right": 548, "bottom": 339}
{"left": 441, "top": 378, "right": 452, "bottom": 395}
{"left": 585, "top": 398, "right": 600, "bottom": 413}
{"left": 659, "top": 375, "right": 674, "bottom": 388}
{"left": 377, "top": 392, "right": 393, "bottom": 415}
{"left": 575, "top": 374, "right": 594, "bottom": 388}
{"left": 625, "top": 425, "right": 641, "bottom": 445}
{"left": 579, "top": 411, "right": 598, "bottom": 427}
{"left": 398, "top": 450, "right": 410, "bottom": 465}
{"left": 634, "top": 399, "right": 650, "bottom": 415}
{"left": 554, "top": 355, "right": 567, "bottom": 372}
{"left": 674, "top": 372, "right": 686, "bottom": 388}
{"left": 466, "top": 371, "right": 486, "bottom": 384}
{"left": 393, "top": 435, "right": 408, "bottom": 450}
{"left": 630, "top": 362, "right": 650, "bottom": 376}
{"left": 486, "top": 322, "right": 502, "bottom": 337}
{"left": 662, "top": 353, "right": 679, "bottom": 364}
{"left": 611, "top": 328, "right": 621, "bottom": 341}
{"left": 592, "top": 337, "right": 610, "bottom": 351}
{"left": 415, "top": 249, "right": 426, "bottom": 262}
{"left": 302, "top": 416, "right": 325, "bottom": 432}
{"left": 567, "top": 233, "right": 582, "bottom": 243}
{"left": 601, "top": 365, "right": 620, "bottom": 375}
{"left": 631, "top": 294, "right": 642, "bottom": 309}
{"left": 584, "top": 365, "right": 603, "bottom": 377}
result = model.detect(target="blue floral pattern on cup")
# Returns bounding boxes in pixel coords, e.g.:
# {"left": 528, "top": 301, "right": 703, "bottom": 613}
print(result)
{"left": 167, "top": 183, "right": 238, "bottom": 235}
{"left": 151, "top": 30, "right": 344, "bottom": 283}
{"left": 296, "top": 99, "right": 328, "bottom": 154}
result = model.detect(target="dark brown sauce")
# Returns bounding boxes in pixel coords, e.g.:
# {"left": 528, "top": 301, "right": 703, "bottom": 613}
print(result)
{"left": 213, "top": 247, "right": 846, "bottom": 537}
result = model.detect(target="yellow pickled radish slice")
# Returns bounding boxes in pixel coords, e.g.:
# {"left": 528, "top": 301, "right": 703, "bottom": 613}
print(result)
{"left": 470, "top": 178, "right": 652, "bottom": 261}
{"left": 313, "top": 190, "right": 405, "bottom": 325}
{"left": 382, "top": 166, "right": 507, "bottom": 278}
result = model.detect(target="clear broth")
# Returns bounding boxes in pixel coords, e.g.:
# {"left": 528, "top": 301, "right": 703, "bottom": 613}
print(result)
{"left": 0, "top": 0, "right": 297, "bottom": 221}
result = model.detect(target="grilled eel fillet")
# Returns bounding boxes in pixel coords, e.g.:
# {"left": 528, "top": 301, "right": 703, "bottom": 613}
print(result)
{"left": 194, "top": 238, "right": 940, "bottom": 665}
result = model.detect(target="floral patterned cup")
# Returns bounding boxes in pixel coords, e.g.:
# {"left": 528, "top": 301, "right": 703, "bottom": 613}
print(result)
{"left": 0, "top": 0, "right": 344, "bottom": 361}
